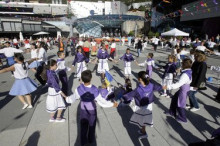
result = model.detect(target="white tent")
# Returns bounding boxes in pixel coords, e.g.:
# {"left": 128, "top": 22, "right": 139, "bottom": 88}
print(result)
{"left": 161, "top": 28, "right": 189, "bottom": 37}
{"left": 33, "top": 31, "right": 50, "bottom": 35}
{"left": 19, "top": 32, "right": 24, "bottom": 41}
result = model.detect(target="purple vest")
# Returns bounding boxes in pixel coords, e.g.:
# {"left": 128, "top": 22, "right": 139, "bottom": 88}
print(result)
{"left": 124, "top": 83, "right": 162, "bottom": 107}
{"left": 146, "top": 58, "right": 154, "bottom": 71}
{"left": 99, "top": 88, "right": 109, "bottom": 99}
{"left": 47, "top": 70, "right": 61, "bottom": 93}
{"left": 162, "top": 63, "right": 176, "bottom": 79}
{"left": 97, "top": 49, "right": 109, "bottom": 59}
{"left": 72, "top": 53, "right": 88, "bottom": 66}
{"left": 77, "top": 84, "right": 99, "bottom": 111}
{"left": 120, "top": 53, "right": 134, "bottom": 62}
{"left": 177, "top": 69, "right": 192, "bottom": 108}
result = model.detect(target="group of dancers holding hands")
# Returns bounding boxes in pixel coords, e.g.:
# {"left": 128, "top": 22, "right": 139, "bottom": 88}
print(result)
{"left": 0, "top": 40, "right": 202, "bottom": 145}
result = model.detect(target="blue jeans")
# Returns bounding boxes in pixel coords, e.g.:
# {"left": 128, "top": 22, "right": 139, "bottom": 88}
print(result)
{"left": 188, "top": 91, "right": 199, "bottom": 108}
{"left": 137, "top": 48, "right": 141, "bottom": 57}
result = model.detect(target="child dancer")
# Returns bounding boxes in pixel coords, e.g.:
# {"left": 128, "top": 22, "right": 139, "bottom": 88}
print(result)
{"left": 71, "top": 70, "right": 117, "bottom": 145}
{"left": 119, "top": 48, "right": 138, "bottom": 79}
{"left": 160, "top": 55, "right": 177, "bottom": 98}
{"left": 122, "top": 71, "right": 162, "bottom": 138}
{"left": 96, "top": 44, "right": 116, "bottom": 81}
{"left": 56, "top": 51, "right": 71, "bottom": 95}
{"left": 42, "top": 59, "right": 67, "bottom": 122}
{"left": 72, "top": 46, "right": 89, "bottom": 80}
{"left": 138, "top": 53, "right": 155, "bottom": 78}
{"left": 0, "top": 53, "right": 37, "bottom": 109}
{"left": 164, "top": 59, "right": 192, "bottom": 123}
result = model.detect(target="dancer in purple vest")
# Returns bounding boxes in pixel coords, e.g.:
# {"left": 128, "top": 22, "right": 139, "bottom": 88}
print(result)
{"left": 138, "top": 53, "right": 155, "bottom": 78}
{"left": 164, "top": 59, "right": 192, "bottom": 123}
{"left": 42, "top": 59, "right": 67, "bottom": 122}
{"left": 72, "top": 70, "right": 117, "bottom": 145}
{"left": 95, "top": 44, "right": 116, "bottom": 81}
{"left": 159, "top": 55, "right": 177, "bottom": 98}
{"left": 122, "top": 71, "right": 162, "bottom": 139}
{"left": 56, "top": 51, "right": 71, "bottom": 95}
{"left": 118, "top": 48, "right": 138, "bottom": 79}
{"left": 72, "top": 46, "right": 89, "bottom": 80}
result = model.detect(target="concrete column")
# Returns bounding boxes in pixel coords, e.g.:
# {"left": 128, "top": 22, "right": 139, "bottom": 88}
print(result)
{"left": 69, "top": 24, "right": 73, "bottom": 38}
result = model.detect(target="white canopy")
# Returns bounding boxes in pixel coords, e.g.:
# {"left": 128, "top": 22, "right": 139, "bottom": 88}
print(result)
{"left": 161, "top": 28, "right": 189, "bottom": 37}
{"left": 33, "top": 31, "right": 50, "bottom": 35}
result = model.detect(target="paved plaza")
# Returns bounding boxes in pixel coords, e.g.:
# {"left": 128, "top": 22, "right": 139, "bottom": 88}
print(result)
{"left": 0, "top": 44, "right": 220, "bottom": 146}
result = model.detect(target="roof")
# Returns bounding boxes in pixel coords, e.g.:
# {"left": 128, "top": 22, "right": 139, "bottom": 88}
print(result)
{"left": 74, "top": 14, "right": 146, "bottom": 34}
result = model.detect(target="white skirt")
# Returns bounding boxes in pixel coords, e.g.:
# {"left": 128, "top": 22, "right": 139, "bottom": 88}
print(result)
{"left": 161, "top": 73, "right": 173, "bottom": 86}
{"left": 98, "top": 59, "right": 109, "bottom": 73}
{"left": 124, "top": 66, "right": 131, "bottom": 75}
{"left": 129, "top": 103, "right": 153, "bottom": 128}
{"left": 46, "top": 87, "right": 66, "bottom": 113}
{"left": 76, "top": 61, "right": 87, "bottom": 78}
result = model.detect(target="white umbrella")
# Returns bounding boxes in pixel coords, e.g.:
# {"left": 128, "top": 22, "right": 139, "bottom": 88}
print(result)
{"left": 33, "top": 31, "right": 50, "bottom": 35}
{"left": 161, "top": 28, "right": 189, "bottom": 37}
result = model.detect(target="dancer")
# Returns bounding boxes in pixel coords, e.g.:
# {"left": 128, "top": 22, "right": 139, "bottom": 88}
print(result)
{"left": 35, "top": 42, "right": 47, "bottom": 86}
{"left": 72, "top": 46, "right": 89, "bottom": 80}
{"left": 95, "top": 44, "right": 116, "bottom": 81}
{"left": 159, "top": 55, "right": 177, "bottom": 98}
{"left": 118, "top": 48, "right": 138, "bottom": 79}
{"left": 164, "top": 59, "right": 192, "bottom": 123}
{"left": 71, "top": 70, "right": 117, "bottom": 145}
{"left": 122, "top": 71, "right": 162, "bottom": 138}
{"left": 0, "top": 41, "right": 23, "bottom": 73}
{"left": 42, "top": 59, "right": 67, "bottom": 122}
{"left": 138, "top": 53, "right": 155, "bottom": 78}
{"left": 56, "top": 51, "right": 71, "bottom": 95}
{"left": 0, "top": 53, "right": 37, "bottom": 109}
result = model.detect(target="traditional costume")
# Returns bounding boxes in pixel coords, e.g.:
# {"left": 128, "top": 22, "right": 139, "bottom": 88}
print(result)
{"left": 167, "top": 69, "right": 192, "bottom": 122}
{"left": 119, "top": 53, "right": 135, "bottom": 76}
{"left": 72, "top": 52, "right": 89, "bottom": 78}
{"left": 73, "top": 84, "right": 113, "bottom": 145}
{"left": 56, "top": 58, "right": 71, "bottom": 95}
{"left": 97, "top": 49, "right": 110, "bottom": 74}
{"left": 123, "top": 83, "right": 162, "bottom": 128}
{"left": 46, "top": 70, "right": 66, "bottom": 113}
{"left": 139, "top": 58, "right": 155, "bottom": 78}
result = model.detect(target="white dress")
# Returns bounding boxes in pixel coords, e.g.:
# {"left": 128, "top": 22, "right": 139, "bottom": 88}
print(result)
{"left": 76, "top": 61, "right": 87, "bottom": 78}
{"left": 97, "top": 58, "right": 109, "bottom": 73}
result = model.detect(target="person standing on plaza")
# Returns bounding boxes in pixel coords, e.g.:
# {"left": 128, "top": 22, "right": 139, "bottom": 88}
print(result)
{"left": 35, "top": 42, "right": 47, "bottom": 86}
{"left": 83, "top": 38, "right": 91, "bottom": 59}
{"left": 122, "top": 71, "right": 162, "bottom": 138}
{"left": 187, "top": 52, "right": 207, "bottom": 112}
{"left": 118, "top": 48, "right": 138, "bottom": 79}
{"left": 137, "top": 38, "right": 142, "bottom": 57}
{"left": 0, "top": 41, "right": 23, "bottom": 74}
{"left": 42, "top": 59, "right": 67, "bottom": 122}
{"left": 138, "top": 53, "right": 155, "bottom": 78}
{"left": 127, "top": 35, "right": 132, "bottom": 47}
{"left": 0, "top": 53, "right": 38, "bottom": 109}
{"left": 72, "top": 46, "right": 89, "bottom": 80}
{"left": 164, "top": 59, "right": 192, "bottom": 123}
{"left": 110, "top": 39, "right": 116, "bottom": 59}
{"left": 71, "top": 70, "right": 117, "bottom": 145}
{"left": 56, "top": 51, "right": 71, "bottom": 95}
{"left": 58, "top": 37, "right": 64, "bottom": 52}
{"left": 91, "top": 39, "right": 97, "bottom": 56}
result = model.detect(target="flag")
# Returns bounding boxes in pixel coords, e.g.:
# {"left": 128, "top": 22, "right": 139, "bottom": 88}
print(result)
{"left": 105, "top": 71, "right": 113, "bottom": 87}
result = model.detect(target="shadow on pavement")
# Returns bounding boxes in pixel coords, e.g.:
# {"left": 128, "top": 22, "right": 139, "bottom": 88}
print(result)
{"left": 117, "top": 106, "right": 150, "bottom": 146}
{"left": 25, "top": 130, "right": 40, "bottom": 146}
{"left": 0, "top": 93, "right": 14, "bottom": 109}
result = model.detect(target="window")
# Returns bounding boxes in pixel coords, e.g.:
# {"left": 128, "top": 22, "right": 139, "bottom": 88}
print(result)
{"left": 3, "top": 22, "right": 11, "bottom": 31}
{"left": 35, "top": 25, "right": 41, "bottom": 31}
{"left": 11, "top": 22, "right": 16, "bottom": 31}
{"left": 24, "top": 24, "right": 31, "bottom": 31}
{"left": 15, "top": 23, "right": 22, "bottom": 31}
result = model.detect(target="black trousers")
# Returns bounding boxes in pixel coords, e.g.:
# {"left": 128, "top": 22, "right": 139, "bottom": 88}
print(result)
{"left": 35, "top": 62, "right": 46, "bottom": 85}
{"left": 154, "top": 44, "right": 158, "bottom": 51}
{"left": 216, "top": 88, "right": 220, "bottom": 101}
{"left": 81, "top": 118, "right": 96, "bottom": 146}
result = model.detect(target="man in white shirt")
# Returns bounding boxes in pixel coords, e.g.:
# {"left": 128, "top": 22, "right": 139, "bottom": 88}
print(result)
{"left": 207, "top": 39, "right": 216, "bottom": 51}
{"left": 0, "top": 41, "right": 23, "bottom": 66}
{"left": 152, "top": 36, "right": 159, "bottom": 51}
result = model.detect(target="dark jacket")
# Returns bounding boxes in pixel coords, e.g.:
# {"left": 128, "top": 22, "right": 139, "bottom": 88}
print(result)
{"left": 190, "top": 61, "right": 207, "bottom": 88}
{"left": 137, "top": 40, "right": 142, "bottom": 49}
